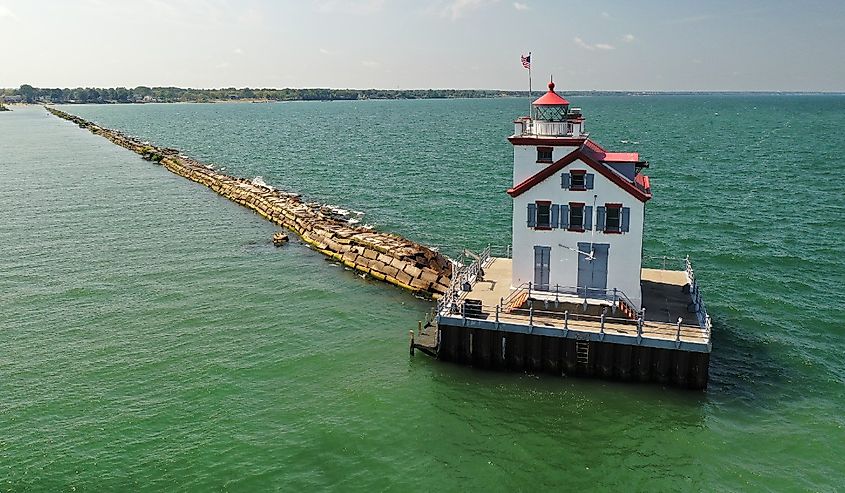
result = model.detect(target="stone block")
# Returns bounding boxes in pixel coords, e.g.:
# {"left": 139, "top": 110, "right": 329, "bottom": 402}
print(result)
{"left": 396, "top": 271, "right": 413, "bottom": 285}
{"left": 403, "top": 264, "right": 422, "bottom": 278}
{"left": 420, "top": 268, "right": 439, "bottom": 284}
{"left": 410, "top": 277, "right": 430, "bottom": 290}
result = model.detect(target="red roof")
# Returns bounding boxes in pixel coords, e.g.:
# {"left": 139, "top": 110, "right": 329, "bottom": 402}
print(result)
{"left": 506, "top": 145, "right": 652, "bottom": 202}
{"left": 582, "top": 139, "right": 639, "bottom": 162}
{"left": 532, "top": 81, "right": 570, "bottom": 106}
{"left": 635, "top": 174, "right": 650, "bottom": 191}
{"left": 603, "top": 152, "right": 640, "bottom": 162}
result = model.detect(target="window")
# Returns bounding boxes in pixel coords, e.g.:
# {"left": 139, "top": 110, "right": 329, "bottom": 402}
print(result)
{"left": 597, "top": 204, "right": 630, "bottom": 233}
{"left": 569, "top": 203, "right": 584, "bottom": 231}
{"left": 528, "top": 202, "right": 561, "bottom": 230}
{"left": 605, "top": 204, "right": 621, "bottom": 232}
{"left": 537, "top": 147, "right": 553, "bottom": 163}
{"left": 561, "top": 171, "right": 593, "bottom": 190}
{"left": 536, "top": 202, "right": 551, "bottom": 228}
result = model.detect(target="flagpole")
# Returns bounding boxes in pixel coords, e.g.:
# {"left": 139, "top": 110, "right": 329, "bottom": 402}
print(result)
{"left": 528, "top": 51, "right": 532, "bottom": 118}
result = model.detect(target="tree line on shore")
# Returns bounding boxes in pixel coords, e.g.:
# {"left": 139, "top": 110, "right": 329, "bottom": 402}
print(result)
{"left": 1, "top": 84, "right": 528, "bottom": 104}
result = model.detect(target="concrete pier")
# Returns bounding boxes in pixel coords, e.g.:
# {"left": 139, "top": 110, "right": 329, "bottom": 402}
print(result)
{"left": 46, "top": 107, "right": 453, "bottom": 299}
{"left": 413, "top": 255, "right": 713, "bottom": 389}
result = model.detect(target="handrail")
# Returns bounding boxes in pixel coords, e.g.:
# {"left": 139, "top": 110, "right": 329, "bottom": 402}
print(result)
{"left": 441, "top": 300, "right": 704, "bottom": 331}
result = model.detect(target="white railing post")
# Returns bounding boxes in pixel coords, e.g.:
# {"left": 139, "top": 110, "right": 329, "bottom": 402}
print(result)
{"left": 564, "top": 310, "right": 569, "bottom": 331}
{"left": 600, "top": 308, "right": 606, "bottom": 334}
{"left": 529, "top": 305, "right": 534, "bottom": 332}
{"left": 676, "top": 317, "right": 682, "bottom": 342}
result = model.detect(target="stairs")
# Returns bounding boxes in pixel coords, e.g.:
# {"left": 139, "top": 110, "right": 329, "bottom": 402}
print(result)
{"left": 617, "top": 300, "right": 639, "bottom": 320}
{"left": 576, "top": 341, "right": 590, "bottom": 365}
{"left": 504, "top": 290, "right": 529, "bottom": 313}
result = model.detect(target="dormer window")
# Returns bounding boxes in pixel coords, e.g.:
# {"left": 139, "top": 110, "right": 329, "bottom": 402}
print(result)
{"left": 561, "top": 170, "right": 594, "bottom": 191}
{"left": 537, "top": 147, "right": 553, "bottom": 163}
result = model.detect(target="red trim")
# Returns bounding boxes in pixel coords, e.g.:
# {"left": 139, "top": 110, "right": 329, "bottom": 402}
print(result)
{"left": 568, "top": 202, "right": 585, "bottom": 207}
{"left": 567, "top": 227, "right": 585, "bottom": 232}
{"left": 535, "top": 226, "right": 552, "bottom": 231}
{"left": 536, "top": 200, "right": 551, "bottom": 205}
{"left": 570, "top": 169, "right": 587, "bottom": 175}
{"left": 605, "top": 203, "right": 622, "bottom": 209}
{"left": 507, "top": 146, "right": 653, "bottom": 202}
{"left": 603, "top": 230, "right": 622, "bottom": 234}
{"left": 508, "top": 136, "right": 587, "bottom": 147}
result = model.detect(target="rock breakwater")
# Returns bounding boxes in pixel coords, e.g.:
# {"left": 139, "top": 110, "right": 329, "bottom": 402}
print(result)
{"left": 46, "top": 107, "right": 453, "bottom": 298}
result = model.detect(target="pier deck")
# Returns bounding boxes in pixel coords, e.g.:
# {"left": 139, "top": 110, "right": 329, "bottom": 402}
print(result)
{"left": 426, "top": 254, "right": 713, "bottom": 388}
{"left": 448, "top": 257, "right": 709, "bottom": 349}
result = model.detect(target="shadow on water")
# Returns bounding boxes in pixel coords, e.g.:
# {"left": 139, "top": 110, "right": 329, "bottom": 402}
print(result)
{"left": 707, "top": 313, "right": 803, "bottom": 411}
{"left": 409, "top": 346, "right": 709, "bottom": 428}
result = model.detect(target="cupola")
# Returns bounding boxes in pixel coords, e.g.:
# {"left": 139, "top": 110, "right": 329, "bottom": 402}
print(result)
{"left": 532, "top": 79, "right": 570, "bottom": 121}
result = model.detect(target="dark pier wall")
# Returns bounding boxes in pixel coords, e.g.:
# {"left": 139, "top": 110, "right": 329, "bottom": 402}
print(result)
{"left": 437, "top": 324, "right": 710, "bottom": 389}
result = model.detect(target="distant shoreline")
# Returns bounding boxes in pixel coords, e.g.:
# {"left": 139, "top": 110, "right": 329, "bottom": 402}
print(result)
{"left": 2, "top": 85, "right": 843, "bottom": 105}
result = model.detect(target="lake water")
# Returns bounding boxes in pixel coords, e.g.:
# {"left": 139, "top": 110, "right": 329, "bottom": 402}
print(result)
{"left": 1, "top": 96, "right": 843, "bottom": 490}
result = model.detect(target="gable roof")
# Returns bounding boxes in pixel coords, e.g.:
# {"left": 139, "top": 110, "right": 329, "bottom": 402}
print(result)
{"left": 507, "top": 145, "right": 653, "bottom": 202}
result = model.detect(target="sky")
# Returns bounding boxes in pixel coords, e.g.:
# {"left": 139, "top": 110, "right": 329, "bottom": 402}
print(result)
{"left": 1, "top": 0, "right": 844, "bottom": 91}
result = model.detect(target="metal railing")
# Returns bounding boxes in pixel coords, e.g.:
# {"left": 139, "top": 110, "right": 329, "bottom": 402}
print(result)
{"left": 440, "top": 299, "right": 705, "bottom": 346}
{"left": 642, "top": 254, "right": 712, "bottom": 337}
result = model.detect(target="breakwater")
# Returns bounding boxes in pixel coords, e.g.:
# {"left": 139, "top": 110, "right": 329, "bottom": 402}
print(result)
{"left": 45, "top": 107, "right": 452, "bottom": 298}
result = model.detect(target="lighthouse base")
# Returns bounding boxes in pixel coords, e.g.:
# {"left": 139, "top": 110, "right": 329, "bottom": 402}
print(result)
{"left": 428, "top": 323, "right": 709, "bottom": 389}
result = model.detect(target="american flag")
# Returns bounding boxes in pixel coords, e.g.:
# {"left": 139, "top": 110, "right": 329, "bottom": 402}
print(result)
{"left": 521, "top": 54, "right": 531, "bottom": 69}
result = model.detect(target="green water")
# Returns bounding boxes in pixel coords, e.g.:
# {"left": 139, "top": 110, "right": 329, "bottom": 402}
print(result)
{"left": 1, "top": 96, "right": 843, "bottom": 491}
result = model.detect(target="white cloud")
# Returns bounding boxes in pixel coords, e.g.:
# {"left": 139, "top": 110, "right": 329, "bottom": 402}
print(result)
{"left": 441, "top": 0, "right": 487, "bottom": 21}
{"left": 319, "top": 48, "right": 332, "bottom": 55}
{"left": 601, "top": 11, "right": 610, "bottom": 18}
{"left": 623, "top": 34, "right": 636, "bottom": 43}
{"left": 513, "top": 2, "right": 529, "bottom": 11}
{"left": 574, "top": 37, "right": 614, "bottom": 51}
{"left": 0, "top": 5, "right": 20, "bottom": 22}
{"left": 315, "top": 0, "right": 385, "bottom": 15}
{"left": 362, "top": 60, "right": 381, "bottom": 68}
{"left": 233, "top": 48, "right": 244, "bottom": 55}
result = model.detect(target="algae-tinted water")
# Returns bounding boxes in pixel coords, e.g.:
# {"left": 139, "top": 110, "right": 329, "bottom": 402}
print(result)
{"left": 1, "top": 97, "right": 844, "bottom": 491}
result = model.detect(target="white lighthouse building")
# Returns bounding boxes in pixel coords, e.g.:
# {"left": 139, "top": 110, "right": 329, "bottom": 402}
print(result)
{"left": 508, "top": 80, "right": 652, "bottom": 309}
{"left": 426, "top": 78, "right": 713, "bottom": 388}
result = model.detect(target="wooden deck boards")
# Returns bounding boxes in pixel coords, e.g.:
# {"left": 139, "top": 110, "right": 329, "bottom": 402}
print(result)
{"left": 455, "top": 257, "right": 708, "bottom": 345}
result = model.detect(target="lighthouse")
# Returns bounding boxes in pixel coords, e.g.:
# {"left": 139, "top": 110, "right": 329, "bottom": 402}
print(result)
{"left": 422, "top": 78, "right": 713, "bottom": 389}
{"left": 508, "top": 79, "right": 651, "bottom": 309}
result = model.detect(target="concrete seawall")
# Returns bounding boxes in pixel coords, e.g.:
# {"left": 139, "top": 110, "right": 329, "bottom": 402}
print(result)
{"left": 46, "top": 107, "right": 452, "bottom": 299}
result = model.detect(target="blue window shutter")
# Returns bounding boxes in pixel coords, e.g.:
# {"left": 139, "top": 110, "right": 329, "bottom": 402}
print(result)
{"left": 560, "top": 205, "right": 569, "bottom": 229}
{"left": 586, "top": 173, "right": 595, "bottom": 190}
{"left": 584, "top": 206, "right": 593, "bottom": 230}
{"left": 550, "top": 204, "right": 559, "bottom": 229}
{"left": 527, "top": 203, "right": 537, "bottom": 227}
{"left": 596, "top": 206, "right": 606, "bottom": 232}
{"left": 621, "top": 207, "right": 631, "bottom": 232}
{"left": 561, "top": 173, "right": 570, "bottom": 189}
